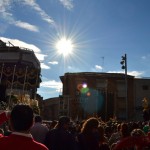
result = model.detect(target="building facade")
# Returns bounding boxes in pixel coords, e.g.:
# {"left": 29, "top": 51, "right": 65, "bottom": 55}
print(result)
{"left": 42, "top": 73, "right": 150, "bottom": 121}
{"left": 0, "top": 40, "right": 42, "bottom": 111}
{"left": 134, "top": 78, "right": 150, "bottom": 120}
{"left": 59, "top": 72, "right": 135, "bottom": 121}
{"left": 42, "top": 97, "right": 60, "bottom": 120}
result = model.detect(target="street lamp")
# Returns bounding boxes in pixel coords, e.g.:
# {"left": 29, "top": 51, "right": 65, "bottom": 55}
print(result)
{"left": 120, "top": 54, "right": 128, "bottom": 120}
{"left": 120, "top": 54, "right": 127, "bottom": 71}
{"left": 105, "top": 80, "right": 108, "bottom": 121}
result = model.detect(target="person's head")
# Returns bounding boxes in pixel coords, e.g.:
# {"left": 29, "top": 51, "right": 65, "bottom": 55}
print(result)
{"left": 120, "top": 122, "right": 130, "bottom": 137}
{"left": 81, "top": 117, "right": 100, "bottom": 135}
{"left": 10, "top": 105, "right": 34, "bottom": 132}
{"left": 131, "top": 128, "right": 145, "bottom": 136}
{"left": 34, "top": 115, "right": 42, "bottom": 123}
{"left": 57, "top": 116, "right": 70, "bottom": 129}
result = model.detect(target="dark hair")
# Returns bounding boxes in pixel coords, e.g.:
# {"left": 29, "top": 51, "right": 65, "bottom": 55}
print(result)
{"left": 34, "top": 115, "right": 42, "bottom": 123}
{"left": 10, "top": 105, "right": 34, "bottom": 132}
{"left": 81, "top": 117, "right": 99, "bottom": 135}
{"left": 57, "top": 116, "right": 70, "bottom": 128}
{"left": 120, "top": 123, "right": 130, "bottom": 137}
{"left": 131, "top": 128, "right": 145, "bottom": 136}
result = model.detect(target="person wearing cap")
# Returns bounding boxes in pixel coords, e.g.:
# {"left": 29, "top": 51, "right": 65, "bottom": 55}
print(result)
{"left": 0, "top": 104, "right": 48, "bottom": 150}
{"left": 44, "top": 116, "right": 78, "bottom": 150}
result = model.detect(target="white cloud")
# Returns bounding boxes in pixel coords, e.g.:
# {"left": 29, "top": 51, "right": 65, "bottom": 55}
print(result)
{"left": 1, "top": 37, "right": 41, "bottom": 53}
{"left": 0, "top": 0, "right": 39, "bottom": 32}
{"left": 41, "top": 63, "right": 50, "bottom": 69}
{"left": 35, "top": 53, "right": 47, "bottom": 61}
{"left": 91, "top": 65, "right": 103, "bottom": 72}
{"left": 48, "top": 61, "right": 58, "bottom": 65}
{"left": 22, "top": 0, "right": 54, "bottom": 24}
{"left": 108, "top": 70, "right": 144, "bottom": 78}
{"left": 0, "top": 37, "right": 49, "bottom": 68}
{"left": 40, "top": 80, "right": 62, "bottom": 90}
{"left": 0, "top": 0, "right": 55, "bottom": 32}
{"left": 59, "top": 0, "right": 74, "bottom": 10}
{"left": 14, "top": 20, "right": 39, "bottom": 32}
{"left": 95, "top": 65, "right": 103, "bottom": 70}
{"left": 0, "top": 0, "right": 11, "bottom": 14}
{"left": 128, "top": 71, "right": 144, "bottom": 77}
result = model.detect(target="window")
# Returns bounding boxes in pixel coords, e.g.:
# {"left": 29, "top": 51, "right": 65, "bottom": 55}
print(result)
{"left": 96, "top": 79, "right": 107, "bottom": 88}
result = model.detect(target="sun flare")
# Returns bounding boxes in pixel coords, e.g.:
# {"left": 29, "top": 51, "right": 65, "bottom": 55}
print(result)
{"left": 55, "top": 37, "right": 74, "bottom": 57}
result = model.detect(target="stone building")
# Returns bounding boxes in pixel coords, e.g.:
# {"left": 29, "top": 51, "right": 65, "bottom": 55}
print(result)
{"left": 59, "top": 72, "right": 135, "bottom": 121}
{"left": 0, "top": 40, "right": 42, "bottom": 111}
{"left": 42, "top": 97, "right": 60, "bottom": 120}
{"left": 43, "top": 73, "right": 150, "bottom": 121}
{"left": 134, "top": 78, "right": 150, "bottom": 120}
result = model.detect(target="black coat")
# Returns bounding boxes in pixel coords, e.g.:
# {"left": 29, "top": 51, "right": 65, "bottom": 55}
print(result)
{"left": 44, "top": 128, "right": 78, "bottom": 150}
{"left": 77, "top": 133, "right": 100, "bottom": 150}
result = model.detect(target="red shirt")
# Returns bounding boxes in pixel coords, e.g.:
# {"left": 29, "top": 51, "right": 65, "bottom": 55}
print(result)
{"left": 0, "top": 112, "right": 9, "bottom": 126}
{"left": 114, "top": 136, "right": 150, "bottom": 150}
{"left": 0, "top": 134, "right": 3, "bottom": 138}
{"left": 0, "top": 133, "right": 48, "bottom": 150}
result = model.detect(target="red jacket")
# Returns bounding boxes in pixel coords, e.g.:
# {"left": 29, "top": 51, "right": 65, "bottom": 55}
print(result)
{"left": 0, "top": 134, "right": 3, "bottom": 138}
{"left": 0, "top": 112, "right": 9, "bottom": 126}
{"left": 114, "top": 136, "right": 150, "bottom": 150}
{"left": 0, "top": 112, "right": 48, "bottom": 150}
{"left": 0, "top": 133, "right": 48, "bottom": 150}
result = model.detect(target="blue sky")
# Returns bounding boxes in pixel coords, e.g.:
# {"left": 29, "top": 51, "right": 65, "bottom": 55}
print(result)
{"left": 0, "top": 0, "right": 150, "bottom": 99}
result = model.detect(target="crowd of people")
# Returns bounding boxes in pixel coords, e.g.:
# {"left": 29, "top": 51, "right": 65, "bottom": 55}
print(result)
{"left": 1, "top": 104, "right": 150, "bottom": 150}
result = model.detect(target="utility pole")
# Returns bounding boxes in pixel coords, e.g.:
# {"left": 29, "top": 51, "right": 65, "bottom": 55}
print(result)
{"left": 105, "top": 80, "right": 108, "bottom": 121}
{"left": 120, "top": 54, "right": 128, "bottom": 120}
{"left": 101, "top": 57, "right": 104, "bottom": 72}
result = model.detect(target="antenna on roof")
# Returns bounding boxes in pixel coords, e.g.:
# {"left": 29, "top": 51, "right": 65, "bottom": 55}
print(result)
{"left": 101, "top": 56, "right": 104, "bottom": 72}
{"left": 8, "top": 41, "right": 14, "bottom": 47}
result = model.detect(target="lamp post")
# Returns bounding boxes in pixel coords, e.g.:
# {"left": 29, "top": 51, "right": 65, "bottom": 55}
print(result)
{"left": 105, "top": 80, "right": 108, "bottom": 121}
{"left": 120, "top": 54, "right": 128, "bottom": 120}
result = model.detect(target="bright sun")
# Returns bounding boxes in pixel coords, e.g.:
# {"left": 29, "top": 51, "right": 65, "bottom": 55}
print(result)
{"left": 55, "top": 37, "right": 74, "bottom": 57}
